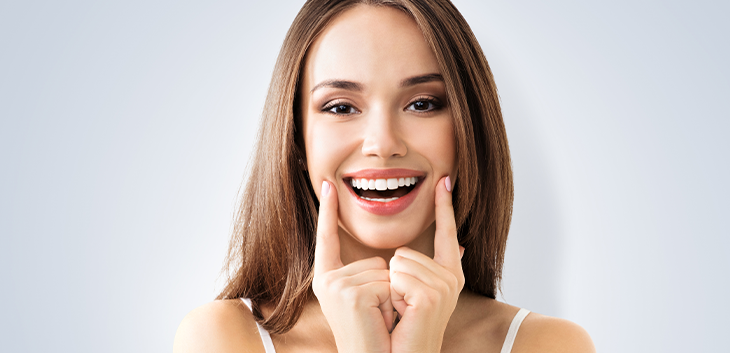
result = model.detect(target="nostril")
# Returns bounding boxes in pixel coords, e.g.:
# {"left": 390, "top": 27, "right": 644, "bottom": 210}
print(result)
{"left": 361, "top": 132, "right": 408, "bottom": 158}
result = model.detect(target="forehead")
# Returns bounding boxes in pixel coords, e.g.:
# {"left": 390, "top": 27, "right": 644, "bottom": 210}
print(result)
{"left": 302, "top": 5, "right": 440, "bottom": 89}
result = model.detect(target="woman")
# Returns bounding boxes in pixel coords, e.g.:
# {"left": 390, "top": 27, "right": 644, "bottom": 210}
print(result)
{"left": 175, "top": 0, "right": 595, "bottom": 352}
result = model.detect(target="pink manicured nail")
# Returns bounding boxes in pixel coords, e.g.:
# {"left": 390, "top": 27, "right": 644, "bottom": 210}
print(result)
{"left": 322, "top": 181, "right": 330, "bottom": 196}
{"left": 445, "top": 176, "right": 452, "bottom": 192}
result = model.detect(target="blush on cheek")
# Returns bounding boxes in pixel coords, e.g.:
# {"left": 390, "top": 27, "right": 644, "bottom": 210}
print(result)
{"left": 411, "top": 117, "right": 456, "bottom": 177}
{"left": 305, "top": 120, "right": 363, "bottom": 196}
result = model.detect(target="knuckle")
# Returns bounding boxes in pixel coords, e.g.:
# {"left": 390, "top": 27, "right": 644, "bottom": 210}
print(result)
{"left": 452, "top": 270, "right": 465, "bottom": 288}
{"left": 406, "top": 287, "right": 438, "bottom": 308}
{"left": 371, "top": 256, "right": 388, "bottom": 269}
{"left": 433, "top": 254, "right": 445, "bottom": 264}
{"left": 394, "top": 247, "right": 410, "bottom": 257}
{"left": 342, "top": 286, "right": 368, "bottom": 305}
{"left": 445, "top": 273, "right": 459, "bottom": 290}
{"left": 435, "top": 279, "right": 450, "bottom": 295}
{"left": 422, "top": 287, "right": 441, "bottom": 306}
{"left": 444, "top": 272, "right": 464, "bottom": 295}
{"left": 389, "top": 255, "right": 402, "bottom": 269}
{"left": 331, "top": 278, "right": 348, "bottom": 293}
{"left": 319, "top": 272, "right": 341, "bottom": 290}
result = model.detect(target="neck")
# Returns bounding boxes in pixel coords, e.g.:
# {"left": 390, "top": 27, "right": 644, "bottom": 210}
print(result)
{"left": 337, "top": 222, "right": 436, "bottom": 266}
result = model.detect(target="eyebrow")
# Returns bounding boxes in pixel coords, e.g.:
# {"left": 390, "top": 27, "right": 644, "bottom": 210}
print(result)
{"left": 400, "top": 73, "right": 443, "bottom": 87}
{"left": 310, "top": 80, "right": 363, "bottom": 93}
{"left": 310, "top": 73, "right": 444, "bottom": 93}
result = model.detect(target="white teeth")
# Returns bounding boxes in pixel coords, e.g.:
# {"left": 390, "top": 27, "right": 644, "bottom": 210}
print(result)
{"left": 350, "top": 176, "right": 420, "bottom": 190}
{"left": 360, "top": 196, "right": 400, "bottom": 202}
{"left": 387, "top": 178, "right": 398, "bottom": 190}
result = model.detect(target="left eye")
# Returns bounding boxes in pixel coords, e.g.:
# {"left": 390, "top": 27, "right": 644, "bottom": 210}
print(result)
{"left": 325, "top": 104, "right": 358, "bottom": 115}
{"left": 407, "top": 100, "right": 438, "bottom": 112}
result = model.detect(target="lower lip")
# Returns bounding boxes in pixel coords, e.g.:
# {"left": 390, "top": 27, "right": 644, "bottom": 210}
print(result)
{"left": 345, "top": 178, "right": 424, "bottom": 216}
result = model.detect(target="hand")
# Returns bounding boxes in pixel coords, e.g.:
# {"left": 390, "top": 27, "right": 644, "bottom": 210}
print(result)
{"left": 312, "top": 181, "right": 394, "bottom": 353}
{"left": 389, "top": 176, "right": 465, "bottom": 353}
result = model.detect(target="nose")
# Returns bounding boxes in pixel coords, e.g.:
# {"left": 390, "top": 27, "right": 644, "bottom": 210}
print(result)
{"left": 361, "top": 108, "right": 407, "bottom": 158}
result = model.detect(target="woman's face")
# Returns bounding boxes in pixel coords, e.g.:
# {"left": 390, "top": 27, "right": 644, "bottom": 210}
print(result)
{"left": 300, "top": 5, "right": 455, "bottom": 250}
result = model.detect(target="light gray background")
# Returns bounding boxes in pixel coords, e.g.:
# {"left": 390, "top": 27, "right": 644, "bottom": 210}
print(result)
{"left": 1, "top": 0, "right": 728, "bottom": 352}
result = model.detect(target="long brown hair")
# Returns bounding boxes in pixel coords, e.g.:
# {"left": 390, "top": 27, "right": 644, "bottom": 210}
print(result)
{"left": 217, "top": 0, "right": 513, "bottom": 334}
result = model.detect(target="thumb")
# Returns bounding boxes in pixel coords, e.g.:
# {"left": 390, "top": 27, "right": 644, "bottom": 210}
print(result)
{"left": 313, "top": 181, "right": 343, "bottom": 274}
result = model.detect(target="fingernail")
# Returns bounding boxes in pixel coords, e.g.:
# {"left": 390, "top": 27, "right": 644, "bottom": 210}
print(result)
{"left": 321, "top": 181, "right": 330, "bottom": 196}
{"left": 445, "top": 176, "right": 452, "bottom": 192}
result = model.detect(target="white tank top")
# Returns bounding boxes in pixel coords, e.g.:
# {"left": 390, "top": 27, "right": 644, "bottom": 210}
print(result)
{"left": 241, "top": 298, "right": 530, "bottom": 353}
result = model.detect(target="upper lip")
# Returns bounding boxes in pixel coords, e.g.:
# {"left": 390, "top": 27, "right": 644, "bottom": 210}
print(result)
{"left": 342, "top": 168, "right": 425, "bottom": 179}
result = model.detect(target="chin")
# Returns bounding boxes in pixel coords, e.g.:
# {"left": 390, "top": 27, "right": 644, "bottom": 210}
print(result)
{"left": 341, "top": 217, "right": 432, "bottom": 250}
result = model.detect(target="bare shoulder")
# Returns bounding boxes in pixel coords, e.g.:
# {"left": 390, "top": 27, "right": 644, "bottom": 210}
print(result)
{"left": 513, "top": 312, "right": 595, "bottom": 353}
{"left": 173, "top": 299, "right": 265, "bottom": 353}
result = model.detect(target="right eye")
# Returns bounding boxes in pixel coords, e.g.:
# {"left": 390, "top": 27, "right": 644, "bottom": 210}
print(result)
{"left": 322, "top": 101, "right": 360, "bottom": 115}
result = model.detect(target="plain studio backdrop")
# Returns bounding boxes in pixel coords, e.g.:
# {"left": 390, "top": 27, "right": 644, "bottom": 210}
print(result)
{"left": 1, "top": 0, "right": 728, "bottom": 352}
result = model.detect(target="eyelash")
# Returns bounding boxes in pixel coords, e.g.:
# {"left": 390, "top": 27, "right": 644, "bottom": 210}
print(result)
{"left": 321, "top": 100, "right": 360, "bottom": 115}
{"left": 406, "top": 96, "right": 443, "bottom": 113}
{"left": 321, "top": 97, "right": 444, "bottom": 115}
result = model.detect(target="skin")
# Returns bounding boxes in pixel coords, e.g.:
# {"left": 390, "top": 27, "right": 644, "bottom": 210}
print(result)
{"left": 174, "top": 5, "right": 595, "bottom": 353}
{"left": 301, "top": 6, "right": 462, "bottom": 352}
{"left": 301, "top": 1, "right": 456, "bottom": 259}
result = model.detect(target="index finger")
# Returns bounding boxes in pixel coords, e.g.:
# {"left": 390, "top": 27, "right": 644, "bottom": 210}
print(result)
{"left": 314, "top": 180, "right": 343, "bottom": 274}
{"left": 433, "top": 176, "right": 460, "bottom": 268}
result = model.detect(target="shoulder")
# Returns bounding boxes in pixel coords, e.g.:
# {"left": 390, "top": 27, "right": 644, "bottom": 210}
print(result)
{"left": 513, "top": 312, "right": 595, "bottom": 353}
{"left": 451, "top": 293, "right": 595, "bottom": 353}
{"left": 173, "top": 299, "right": 266, "bottom": 353}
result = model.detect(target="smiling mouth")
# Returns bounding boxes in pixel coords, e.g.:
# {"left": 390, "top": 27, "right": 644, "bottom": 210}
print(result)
{"left": 345, "top": 177, "right": 419, "bottom": 202}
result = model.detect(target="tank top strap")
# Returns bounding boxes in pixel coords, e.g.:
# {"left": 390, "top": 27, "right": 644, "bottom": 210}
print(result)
{"left": 500, "top": 308, "right": 531, "bottom": 353}
{"left": 241, "top": 298, "right": 277, "bottom": 353}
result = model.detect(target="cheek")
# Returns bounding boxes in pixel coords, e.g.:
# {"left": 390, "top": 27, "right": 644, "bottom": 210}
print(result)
{"left": 304, "top": 120, "right": 360, "bottom": 193}
{"left": 408, "top": 116, "right": 456, "bottom": 176}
